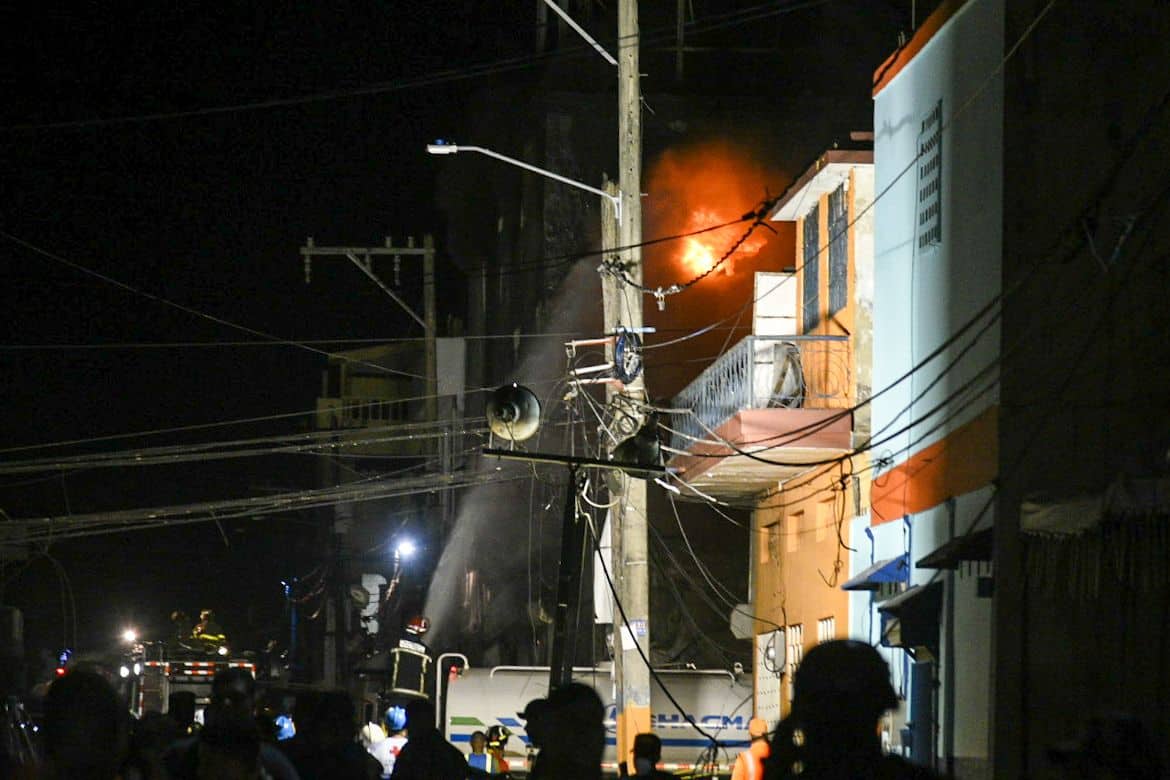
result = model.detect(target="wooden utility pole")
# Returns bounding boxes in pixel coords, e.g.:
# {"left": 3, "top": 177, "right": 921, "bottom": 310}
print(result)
{"left": 612, "top": 0, "right": 650, "bottom": 764}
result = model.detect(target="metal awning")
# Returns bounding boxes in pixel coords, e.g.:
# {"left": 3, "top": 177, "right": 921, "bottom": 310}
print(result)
{"left": 878, "top": 582, "right": 942, "bottom": 615}
{"left": 841, "top": 554, "right": 909, "bottom": 591}
{"left": 916, "top": 528, "right": 993, "bottom": 569}
{"left": 878, "top": 581, "right": 943, "bottom": 650}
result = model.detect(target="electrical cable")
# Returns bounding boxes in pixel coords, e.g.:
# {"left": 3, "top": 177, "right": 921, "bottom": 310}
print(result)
{"left": 619, "top": 0, "right": 1060, "bottom": 315}
{"left": 1, "top": 0, "right": 826, "bottom": 133}
{"left": 649, "top": 551, "right": 744, "bottom": 667}
{"left": 0, "top": 332, "right": 593, "bottom": 350}
{"left": 0, "top": 376, "right": 566, "bottom": 456}
{"left": 0, "top": 427, "right": 489, "bottom": 475}
{"left": 0, "top": 230, "right": 425, "bottom": 380}
{"left": 12, "top": 471, "right": 535, "bottom": 544}
{"left": 666, "top": 493, "right": 744, "bottom": 606}
{"left": 586, "top": 514, "right": 728, "bottom": 750}
{"left": 0, "top": 417, "right": 485, "bottom": 466}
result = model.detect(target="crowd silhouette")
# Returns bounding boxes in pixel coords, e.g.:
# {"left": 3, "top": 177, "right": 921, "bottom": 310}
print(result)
{"left": 5, "top": 639, "right": 1159, "bottom": 779}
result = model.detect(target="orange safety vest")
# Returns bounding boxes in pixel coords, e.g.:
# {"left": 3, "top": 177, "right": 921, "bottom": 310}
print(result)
{"left": 731, "top": 738, "right": 771, "bottom": 780}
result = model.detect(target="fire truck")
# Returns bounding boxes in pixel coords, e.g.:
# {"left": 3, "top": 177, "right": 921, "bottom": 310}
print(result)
{"left": 437, "top": 660, "right": 753, "bottom": 777}
{"left": 123, "top": 642, "right": 256, "bottom": 720}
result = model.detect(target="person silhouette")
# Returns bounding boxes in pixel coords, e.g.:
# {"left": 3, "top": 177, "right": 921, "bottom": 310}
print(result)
{"left": 764, "top": 640, "right": 943, "bottom": 779}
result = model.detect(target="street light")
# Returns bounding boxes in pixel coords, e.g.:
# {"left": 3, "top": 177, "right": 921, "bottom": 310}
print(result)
{"left": 426, "top": 141, "right": 622, "bottom": 223}
{"left": 395, "top": 538, "right": 417, "bottom": 560}
{"left": 382, "top": 537, "right": 417, "bottom": 618}
{"left": 121, "top": 628, "right": 138, "bottom": 644}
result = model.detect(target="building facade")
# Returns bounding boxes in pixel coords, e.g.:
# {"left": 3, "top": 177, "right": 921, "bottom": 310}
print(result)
{"left": 665, "top": 147, "right": 875, "bottom": 732}
{"left": 853, "top": 1, "right": 1004, "bottom": 775}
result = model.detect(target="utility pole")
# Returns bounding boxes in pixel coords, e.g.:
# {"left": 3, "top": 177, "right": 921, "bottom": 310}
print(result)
{"left": 300, "top": 236, "right": 439, "bottom": 687}
{"left": 611, "top": 0, "right": 650, "bottom": 763}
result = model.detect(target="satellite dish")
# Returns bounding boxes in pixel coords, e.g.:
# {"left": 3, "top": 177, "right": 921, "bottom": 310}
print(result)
{"left": 486, "top": 383, "right": 542, "bottom": 441}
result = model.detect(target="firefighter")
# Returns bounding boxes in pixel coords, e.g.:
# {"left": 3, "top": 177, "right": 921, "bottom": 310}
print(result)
{"left": 731, "top": 718, "right": 770, "bottom": 780}
{"left": 193, "top": 609, "right": 227, "bottom": 646}
{"left": 391, "top": 615, "right": 430, "bottom": 697}
{"left": 485, "top": 725, "right": 511, "bottom": 776}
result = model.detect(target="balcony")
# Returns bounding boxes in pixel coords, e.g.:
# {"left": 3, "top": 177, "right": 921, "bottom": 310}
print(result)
{"left": 315, "top": 396, "right": 432, "bottom": 459}
{"left": 666, "top": 335, "right": 854, "bottom": 500}
{"left": 316, "top": 396, "right": 413, "bottom": 430}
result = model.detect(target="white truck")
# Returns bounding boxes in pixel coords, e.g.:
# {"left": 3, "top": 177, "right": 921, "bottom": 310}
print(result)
{"left": 438, "top": 663, "right": 753, "bottom": 776}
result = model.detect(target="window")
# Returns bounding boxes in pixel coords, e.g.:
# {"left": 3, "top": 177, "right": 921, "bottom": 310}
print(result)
{"left": 766, "top": 523, "right": 780, "bottom": 563}
{"left": 802, "top": 204, "right": 820, "bottom": 332}
{"left": 817, "top": 616, "right": 836, "bottom": 644}
{"left": 786, "top": 512, "right": 802, "bottom": 553}
{"left": 828, "top": 184, "right": 848, "bottom": 315}
{"left": 786, "top": 624, "right": 804, "bottom": 703}
{"left": 917, "top": 100, "right": 943, "bottom": 250}
{"left": 816, "top": 498, "right": 834, "bottom": 544}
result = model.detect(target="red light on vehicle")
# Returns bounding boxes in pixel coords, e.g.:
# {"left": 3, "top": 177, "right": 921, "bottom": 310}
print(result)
{"left": 54, "top": 667, "right": 66, "bottom": 676}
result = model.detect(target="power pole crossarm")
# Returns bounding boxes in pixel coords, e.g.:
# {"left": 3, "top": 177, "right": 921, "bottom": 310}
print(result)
{"left": 300, "top": 238, "right": 433, "bottom": 332}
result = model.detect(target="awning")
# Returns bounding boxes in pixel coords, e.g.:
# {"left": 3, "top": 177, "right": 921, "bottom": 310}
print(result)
{"left": 841, "top": 554, "right": 909, "bottom": 591}
{"left": 878, "top": 581, "right": 942, "bottom": 650}
{"left": 1021, "top": 476, "right": 1170, "bottom": 536}
{"left": 916, "top": 528, "right": 993, "bottom": 569}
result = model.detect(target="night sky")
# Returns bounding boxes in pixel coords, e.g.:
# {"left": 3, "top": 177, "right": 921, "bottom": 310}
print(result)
{"left": 1, "top": 2, "right": 907, "bottom": 669}
{"left": 0, "top": 2, "right": 532, "bottom": 662}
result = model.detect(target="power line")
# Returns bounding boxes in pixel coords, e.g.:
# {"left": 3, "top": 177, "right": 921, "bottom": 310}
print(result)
{"left": 620, "top": 0, "right": 1060, "bottom": 310}
{"left": 9, "top": 469, "right": 533, "bottom": 544}
{"left": 0, "top": 428, "right": 489, "bottom": 475}
{"left": 0, "top": 333, "right": 592, "bottom": 350}
{"left": 1, "top": 0, "right": 821, "bottom": 133}
{"left": 0, "top": 376, "right": 566, "bottom": 456}
{"left": 0, "top": 230, "right": 425, "bottom": 380}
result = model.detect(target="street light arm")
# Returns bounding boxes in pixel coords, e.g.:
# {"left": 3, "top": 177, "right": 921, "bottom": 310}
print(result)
{"left": 427, "top": 144, "right": 622, "bottom": 222}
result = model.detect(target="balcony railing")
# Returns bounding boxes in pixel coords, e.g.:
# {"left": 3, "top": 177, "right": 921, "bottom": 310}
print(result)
{"left": 316, "top": 396, "right": 414, "bottom": 429}
{"left": 670, "top": 335, "right": 851, "bottom": 452}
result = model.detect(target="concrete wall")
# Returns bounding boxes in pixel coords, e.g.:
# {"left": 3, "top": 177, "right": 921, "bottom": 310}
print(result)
{"left": 850, "top": 484, "right": 994, "bottom": 775}
{"left": 754, "top": 470, "right": 857, "bottom": 714}
{"left": 871, "top": 0, "right": 1003, "bottom": 467}
{"left": 995, "top": 2, "right": 1170, "bottom": 774}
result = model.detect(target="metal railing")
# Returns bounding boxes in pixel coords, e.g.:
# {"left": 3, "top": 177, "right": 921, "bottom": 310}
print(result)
{"left": 670, "top": 335, "right": 851, "bottom": 452}
{"left": 316, "top": 396, "right": 414, "bottom": 428}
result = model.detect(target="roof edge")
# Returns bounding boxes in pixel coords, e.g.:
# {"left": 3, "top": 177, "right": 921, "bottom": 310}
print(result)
{"left": 768, "top": 149, "right": 873, "bottom": 222}
{"left": 872, "top": 0, "right": 971, "bottom": 97}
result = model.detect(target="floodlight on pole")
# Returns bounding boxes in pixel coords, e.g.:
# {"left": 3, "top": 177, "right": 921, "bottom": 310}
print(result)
{"left": 426, "top": 141, "right": 622, "bottom": 223}
{"left": 121, "top": 628, "right": 138, "bottom": 644}
{"left": 395, "top": 539, "right": 417, "bottom": 560}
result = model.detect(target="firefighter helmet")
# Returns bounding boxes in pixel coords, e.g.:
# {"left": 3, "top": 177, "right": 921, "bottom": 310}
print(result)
{"left": 404, "top": 615, "right": 430, "bottom": 636}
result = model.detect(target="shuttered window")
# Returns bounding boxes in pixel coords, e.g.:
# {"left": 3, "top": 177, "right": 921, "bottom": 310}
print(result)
{"left": 803, "top": 204, "right": 820, "bottom": 332}
{"left": 828, "top": 184, "right": 848, "bottom": 315}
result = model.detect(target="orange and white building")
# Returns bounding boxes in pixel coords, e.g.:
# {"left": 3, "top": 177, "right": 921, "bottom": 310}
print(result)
{"left": 663, "top": 143, "right": 875, "bottom": 733}
{"left": 850, "top": 0, "right": 1003, "bottom": 774}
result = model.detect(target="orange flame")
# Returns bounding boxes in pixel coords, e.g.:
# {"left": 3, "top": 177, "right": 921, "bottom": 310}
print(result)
{"left": 677, "top": 208, "right": 769, "bottom": 277}
{"left": 646, "top": 143, "right": 777, "bottom": 282}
